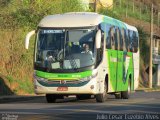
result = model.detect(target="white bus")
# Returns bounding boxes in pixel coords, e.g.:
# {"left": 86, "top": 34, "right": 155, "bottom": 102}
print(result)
{"left": 25, "top": 12, "right": 139, "bottom": 103}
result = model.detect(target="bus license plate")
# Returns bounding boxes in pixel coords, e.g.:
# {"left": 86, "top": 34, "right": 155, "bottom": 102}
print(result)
{"left": 57, "top": 87, "right": 68, "bottom": 91}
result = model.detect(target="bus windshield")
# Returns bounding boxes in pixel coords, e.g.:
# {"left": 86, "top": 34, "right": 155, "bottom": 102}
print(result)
{"left": 35, "top": 27, "right": 96, "bottom": 71}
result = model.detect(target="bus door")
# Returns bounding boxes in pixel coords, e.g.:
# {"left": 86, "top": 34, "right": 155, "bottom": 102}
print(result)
{"left": 116, "top": 28, "right": 124, "bottom": 91}
{"left": 106, "top": 26, "right": 117, "bottom": 92}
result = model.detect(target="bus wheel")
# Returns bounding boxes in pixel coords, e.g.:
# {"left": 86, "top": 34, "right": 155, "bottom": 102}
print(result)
{"left": 115, "top": 93, "right": 121, "bottom": 99}
{"left": 46, "top": 94, "right": 56, "bottom": 103}
{"left": 121, "top": 79, "right": 131, "bottom": 99}
{"left": 96, "top": 82, "right": 108, "bottom": 103}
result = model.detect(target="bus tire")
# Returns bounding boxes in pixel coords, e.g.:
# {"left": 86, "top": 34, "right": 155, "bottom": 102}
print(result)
{"left": 46, "top": 94, "right": 56, "bottom": 103}
{"left": 121, "top": 79, "right": 131, "bottom": 99}
{"left": 96, "top": 82, "right": 108, "bottom": 103}
{"left": 121, "top": 91, "right": 129, "bottom": 99}
{"left": 115, "top": 93, "right": 121, "bottom": 99}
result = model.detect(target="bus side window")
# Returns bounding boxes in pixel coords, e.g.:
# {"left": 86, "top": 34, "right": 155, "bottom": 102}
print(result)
{"left": 119, "top": 28, "right": 123, "bottom": 51}
{"left": 136, "top": 32, "right": 139, "bottom": 52}
{"left": 132, "top": 31, "right": 136, "bottom": 52}
{"left": 127, "top": 30, "right": 131, "bottom": 52}
{"left": 121, "top": 28, "right": 127, "bottom": 51}
{"left": 130, "top": 30, "right": 134, "bottom": 52}
{"left": 133, "top": 31, "right": 138, "bottom": 52}
{"left": 124, "top": 29, "right": 129, "bottom": 52}
{"left": 106, "top": 25, "right": 111, "bottom": 49}
{"left": 96, "top": 31, "right": 104, "bottom": 66}
{"left": 110, "top": 26, "right": 115, "bottom": 50}
{"left": 114, "top": 27, "right": 120, "bottom": 50}
{"left": 100, "top": 32, "right": 104, "bottom": 58}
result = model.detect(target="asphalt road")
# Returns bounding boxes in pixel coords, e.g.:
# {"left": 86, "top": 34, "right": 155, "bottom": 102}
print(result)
{"left": 0, "top": 91, "right": 160, "bottom": 120}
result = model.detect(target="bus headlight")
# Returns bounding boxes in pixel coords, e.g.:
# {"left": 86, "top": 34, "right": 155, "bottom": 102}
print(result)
{"left": 34, "top": 76, "right": 48, "bottom": 82}
{"left": 79, "top": 72, "right": 98, "bottom": 82}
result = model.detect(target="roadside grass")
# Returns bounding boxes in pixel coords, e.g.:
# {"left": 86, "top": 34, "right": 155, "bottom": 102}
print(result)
{"left": 6, "top": 75, "right": 34, "bottom": 94}
{"left": 0, "top": 0, "right": 86, "bottom": 95}
{"left": 0, "top": 76, "right": 14, "bottom": 95}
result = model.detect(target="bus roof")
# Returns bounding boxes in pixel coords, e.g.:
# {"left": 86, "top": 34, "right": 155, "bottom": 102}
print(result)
{"left": 124, "top": 23, "right": 138, "bottom": 32}
{"left": 38, "top": 12, "right": 103, "bottom": 28}
{"left": 38, "top": 12, "right": 137, "bottom": 32}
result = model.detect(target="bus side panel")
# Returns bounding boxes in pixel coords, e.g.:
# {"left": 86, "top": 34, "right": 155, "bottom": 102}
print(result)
{"left": 107, "top": 49, "right": 117, "bottom": 92}
{"left": 116, "top": 50, "right": 123, "bottom": 91}
{"left": 121, "top": 52, "right": 134, "bottom": 91}
{"left": 128, "top": 52, "right": 134, "bottom": 91}
{"left": 133, "top": 51, "right": 139, "bottom": 90}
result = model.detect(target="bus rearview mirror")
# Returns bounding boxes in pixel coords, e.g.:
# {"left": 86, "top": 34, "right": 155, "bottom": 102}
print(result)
{"left": 96, "top": 30, "right": 101, "bottom": 49}
{"left": 25, "top": 30, "right": 35, "bottom": 49}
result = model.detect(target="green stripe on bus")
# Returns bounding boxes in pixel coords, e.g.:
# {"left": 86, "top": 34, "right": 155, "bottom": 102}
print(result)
{"left": 36, "top": 70, "right": 92, "bottom": 80}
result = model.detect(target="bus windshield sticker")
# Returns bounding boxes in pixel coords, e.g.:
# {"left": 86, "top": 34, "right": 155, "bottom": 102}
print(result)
{"left": 43, "top": 30, "right": 63, "bottom": 34}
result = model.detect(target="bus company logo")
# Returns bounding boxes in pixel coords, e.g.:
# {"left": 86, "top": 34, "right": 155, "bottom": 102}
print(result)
{"left": 72, "top": 75, "right": 81, "bottom": 78}
{"left": 123, "top": 54, "right": 131, "bottom": 83}
{"left": 60, "top": 80, "right": 66, "bottom": 84}
{"left": 110, "top": 57, "right": 117, "bottom": 62}
{"left": 58, "top": 75, "right": 68, "bottom": 77}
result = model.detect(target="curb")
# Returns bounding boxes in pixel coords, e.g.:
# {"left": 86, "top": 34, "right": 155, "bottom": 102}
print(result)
{"left": 0, "top": 95, "right": 44, "bottom": 103}
{"left": 136, "top": 88, "right": 160, "bottom": 92}
{"left": 143, "top": 89, "right": 160, "bottom": 92}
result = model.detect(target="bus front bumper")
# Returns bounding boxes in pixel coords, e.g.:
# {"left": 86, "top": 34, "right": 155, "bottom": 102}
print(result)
{"left": 34, "top": 78, "right": 99, "bottom": 95}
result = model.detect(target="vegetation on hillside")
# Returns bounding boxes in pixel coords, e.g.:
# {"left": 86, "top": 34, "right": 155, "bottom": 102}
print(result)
{"left": 100, "top": 0, "right": 160, "bottom": 26}
{"left": 0, "top": 0, "right": 86, "bottom": 95}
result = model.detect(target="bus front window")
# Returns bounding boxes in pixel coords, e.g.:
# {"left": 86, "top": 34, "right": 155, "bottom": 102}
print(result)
{"left": 35, "top": 28, "right": 96, "bottom": 71}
